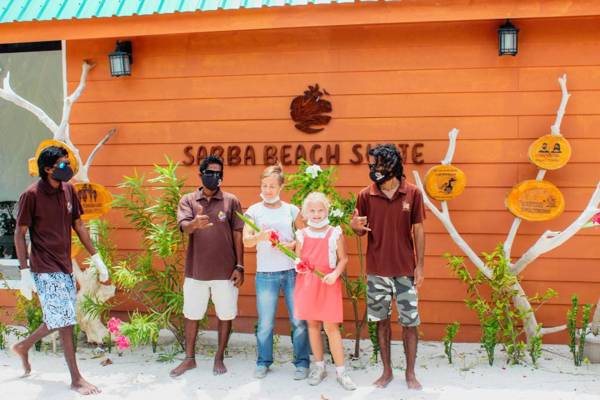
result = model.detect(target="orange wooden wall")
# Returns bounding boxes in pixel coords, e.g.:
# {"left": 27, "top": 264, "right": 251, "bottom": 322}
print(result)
{"left": 4, "top": 16, "right": 600, "bottom": 343}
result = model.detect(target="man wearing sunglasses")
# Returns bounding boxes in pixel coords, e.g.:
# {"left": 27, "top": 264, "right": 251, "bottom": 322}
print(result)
{"left": 350, "top": 144, "right": 426, "bottom": 391}
{"left": 12, "top": 146, "right": 109, "bottom": 395}
{"left": 170, "top": 155, "right": 244, "bottom": 378}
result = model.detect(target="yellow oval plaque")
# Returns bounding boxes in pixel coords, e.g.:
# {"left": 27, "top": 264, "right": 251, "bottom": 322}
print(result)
{"left": 528, "top": 134, "right": 571, "bottom": 170}
{"left": 424, "top": 165, "right": 467, "bottom": 201}
{"left": 28, "top": 139, "right": 80, "bottom": 177}
{"left": 74, "top": 182, "right": 113, "bottom": 220}
{"left": 506, "top": 180, "right": 565, "bottom": 222}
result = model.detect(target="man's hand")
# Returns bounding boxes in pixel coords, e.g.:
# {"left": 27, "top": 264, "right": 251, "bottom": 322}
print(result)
{"left": 192, "top": 206, "right": 213, "bottom": 231}
{"left": 350, "top": 209, "right": 370, "bottom": 233}
{"left": 19, "top": 268, "right": 36, "bottom": 300}
{"left": 414, "top": 265, "right": 425, "bottom": 289}
{"left": 230, "top": 268, "right": 244, "bottom": 288}
{"left": 91, "top": 253, "right": 110, "bottom": 283}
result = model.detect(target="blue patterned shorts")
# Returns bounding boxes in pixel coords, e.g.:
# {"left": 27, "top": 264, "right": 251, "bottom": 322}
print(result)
{"left": 32, "top": 272, "right": 77, "bottom": 330}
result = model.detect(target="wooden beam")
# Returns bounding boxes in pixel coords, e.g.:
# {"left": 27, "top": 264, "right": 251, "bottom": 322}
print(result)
{"left": 2, "top": 0, "right": 600, "bottom": 43}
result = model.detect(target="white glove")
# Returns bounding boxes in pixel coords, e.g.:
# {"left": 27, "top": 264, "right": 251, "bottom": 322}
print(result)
{"left": 19, "top": 268, "right": 36, "bottom": 300}
{"left": 91, "top": 253, "right": 109, "bottom": 283}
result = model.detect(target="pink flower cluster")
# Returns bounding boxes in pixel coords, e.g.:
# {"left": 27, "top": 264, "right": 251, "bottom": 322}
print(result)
{"left": 107, "top": 317, "right": 131, "bottom": 350}
{"left": 592, "top": 212, "right": 600, "bottom": 225}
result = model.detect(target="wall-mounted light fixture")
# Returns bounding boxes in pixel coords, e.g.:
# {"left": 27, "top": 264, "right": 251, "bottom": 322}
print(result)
{"left": 498, "top": 20, "right": 519, "bottom": 56}
{"left": 108, "top": 40, "right": 132, "bottom": 77}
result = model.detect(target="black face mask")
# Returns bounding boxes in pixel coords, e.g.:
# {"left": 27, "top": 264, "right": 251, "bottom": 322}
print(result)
{"left": 369, "top": 165, "right": 393, "bottom": 185}
{"left": 201, "top": 172, "right": 222, "bottom": 191}
{"left": 51, "top": 161, "right": 74, "bottom": 182}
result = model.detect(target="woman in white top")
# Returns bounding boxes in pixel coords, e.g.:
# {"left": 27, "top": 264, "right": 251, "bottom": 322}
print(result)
{"left": 243, "top": 164, "right": 310, "bottom": 380}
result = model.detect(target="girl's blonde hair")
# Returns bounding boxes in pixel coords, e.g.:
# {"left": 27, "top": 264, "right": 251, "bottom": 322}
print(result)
{"left": 301, "top": 192, "right": 330, "bottom": 219}
{"left": 261, "top": 163, "right": 285, "bottom": 185}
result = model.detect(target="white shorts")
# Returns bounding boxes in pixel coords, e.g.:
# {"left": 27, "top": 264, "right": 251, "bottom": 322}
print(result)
{"left": 183, "top": 278, "right": 239, "bottom": 321}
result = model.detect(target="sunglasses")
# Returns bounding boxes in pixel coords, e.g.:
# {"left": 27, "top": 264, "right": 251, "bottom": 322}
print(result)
{"left": 202, "top": 170, "right": 222, "bottom": 177}
{"left": 54, "top": 161, "right": 71, "bottom": 169}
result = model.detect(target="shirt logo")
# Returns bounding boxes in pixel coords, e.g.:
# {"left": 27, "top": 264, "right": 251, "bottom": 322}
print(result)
{"left": 402, "top": 201, "right": 411, "bottom": 212}
{"left": 67, "top": 201, "right": 72, "bottom": 214}
{"left": 217, "top": 210, "right": 227, "bottom": 222}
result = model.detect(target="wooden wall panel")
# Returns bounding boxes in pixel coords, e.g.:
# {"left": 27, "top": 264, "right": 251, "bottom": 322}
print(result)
{"left": 32, "top": 17, "right": 599, "bottom": 343}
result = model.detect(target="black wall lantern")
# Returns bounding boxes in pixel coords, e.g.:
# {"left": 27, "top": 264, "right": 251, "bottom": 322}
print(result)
{"left": 109, "top": 40, "right": 132, "bottom": 77}
{"left": 498, "top": 19, "right": 519, "bottom": 56}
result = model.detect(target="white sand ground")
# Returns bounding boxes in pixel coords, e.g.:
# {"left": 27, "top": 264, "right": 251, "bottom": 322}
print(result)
{"left": 1, "top": 329, "right": 599, "bottom": 400}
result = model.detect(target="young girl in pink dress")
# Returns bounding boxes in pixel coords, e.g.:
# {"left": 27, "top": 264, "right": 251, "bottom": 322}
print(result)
{"left": 294, "top": 192, "right": 357, "bottom": 391}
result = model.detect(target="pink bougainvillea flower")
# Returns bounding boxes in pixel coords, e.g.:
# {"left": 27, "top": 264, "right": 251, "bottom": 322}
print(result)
{"left": 115, "top": 335, "right": 130, "bottom": 351}
{"left": 269, "top": 230, "right": 280, "bottom": 248}
{"left": 592, "top": 212, "right": 600, "bottom": 225}
{"left": 107, "top": 317, "right": 122, "bottom": 335}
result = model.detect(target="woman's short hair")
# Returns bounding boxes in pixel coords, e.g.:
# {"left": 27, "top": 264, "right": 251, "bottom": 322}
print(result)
{"left": 301, "top": 192, "right": 330, "bottom": 219}
{"left": 261, "top": 163, "right": 285, "bottom": 185}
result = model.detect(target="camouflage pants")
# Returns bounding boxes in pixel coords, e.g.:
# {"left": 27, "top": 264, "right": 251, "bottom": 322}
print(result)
{"left": 367, "top": 275, "right": 420, "bottom": 327}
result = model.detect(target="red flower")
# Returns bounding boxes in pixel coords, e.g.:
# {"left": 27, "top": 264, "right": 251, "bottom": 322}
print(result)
{"left": 295, "top": 259, "right": 315, "bottom": 274}
{"left": 592, "top": 212, "right": 600, "bottom": 225}
{"left": 269, "top": 230, "right": 280, "bottom": 248}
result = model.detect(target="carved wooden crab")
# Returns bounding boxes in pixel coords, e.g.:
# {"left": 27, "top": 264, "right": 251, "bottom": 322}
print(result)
{"left": 290, "top": 84, "right": 332, "bottom": 133}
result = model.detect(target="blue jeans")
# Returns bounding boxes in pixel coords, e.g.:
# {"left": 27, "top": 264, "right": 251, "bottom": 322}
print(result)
{"left": 255, "top": 269, "right": 310, "bottom": 368}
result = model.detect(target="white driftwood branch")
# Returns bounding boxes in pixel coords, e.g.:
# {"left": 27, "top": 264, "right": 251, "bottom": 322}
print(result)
{"left": 441, "top": 128, "right": 459, "bottom": 165}
{"left": 504, "top": 75, "right": 569, "bottom": 261}
{"left": 592, "top": 297, "right": 600, "bottom": 336}
{"left": 512, "top": 182, "right": 600, "bottom": 275}
{"left": 0, "top": 70, "right": 59, "bottom": 134}
{"left": 76, "top": 128, "right": 117, "bottom": 183}
{"left": 550, "top": 74, "right": 570, "bottom": 136}
{"left": 56, "top": 61, "right": 94, "bottom": 142}
{"left": 413, "top": 170, "right": 492, "bottom": 278}
{"left": 503, "top": 218, "right": 522, "bottom": 261}
{"left": 513, "top": 282, "right": 567, "bottom": 338}
{"left": 540, "top": 324, "right": 568, "bottom": 335}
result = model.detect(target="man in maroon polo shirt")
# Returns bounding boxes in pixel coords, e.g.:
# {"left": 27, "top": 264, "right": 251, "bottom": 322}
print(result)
{"left": 169, "top": 155, "right": 244, "bottom": 378}
{"left": 12, "top": 146, "right": 110, "bottom": 395}
{"left": 350, "top": 144, "right": 426, "bottom": 390}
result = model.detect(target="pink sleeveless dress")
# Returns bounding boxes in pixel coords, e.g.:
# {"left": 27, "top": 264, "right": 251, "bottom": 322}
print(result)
{"left": 293, "top": 227, "right": 344, "bottom": 323}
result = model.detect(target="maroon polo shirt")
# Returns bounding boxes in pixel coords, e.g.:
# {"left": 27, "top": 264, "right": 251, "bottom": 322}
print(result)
{"left": 177, "top": 188, "right": 244, "bottom": 281}
{"left": 356, "top": 179, "right": 425, "bottom": 277}
{"left": 16, "top": 179, "right": 83, "bottom": 274}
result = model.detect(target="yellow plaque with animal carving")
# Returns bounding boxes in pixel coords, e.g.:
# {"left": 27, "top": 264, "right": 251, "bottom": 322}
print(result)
{"left": 74, "top": 182, "right": 113, "bottom": 220}
{"left": 506, "top": 180, "right": 565, "bottom": 222}
{"left": 528, "top": 134, "right": 571, "bottom": 170}
{"left": 424, "top": 165, "right": 466, "bottom": 201}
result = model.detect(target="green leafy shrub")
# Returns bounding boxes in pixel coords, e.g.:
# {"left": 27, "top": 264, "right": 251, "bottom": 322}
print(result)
{"left": 446, "top": 244, "right": 556, "bottom": 366}
{"left": 567, "top": 295, "right": 593, "bottom": 366}
{"left": 443, "top": 322, "right": 460, "bottom": 364}
{"left": 83, "top": 158, "right": 205, "bottom": 350}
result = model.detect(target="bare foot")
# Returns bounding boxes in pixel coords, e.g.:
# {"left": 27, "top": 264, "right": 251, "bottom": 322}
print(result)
{"left": 71, "top": 378, "right": 101, "bottom": 395}
{"left": 213, "top": 357, "right": 227, "bottom": 375}
{"left": 406, "top": 374, "right": 422, "bottom": 390}
{"left": 373, "top": 370, "right": 393, "bottom": 388}
{"left": 10, "top": 343, "right": 31, "bottom": 377}
{"left": 170, "top": 358, "right": 197, "bottom": 378}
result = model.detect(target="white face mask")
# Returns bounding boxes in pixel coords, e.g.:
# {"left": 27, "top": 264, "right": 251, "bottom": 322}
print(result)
{"left": 307, "top": 218, "right": 330, "bottom": 229}
{"left": 260, "top": 193, "right": 280, "bottom": 204}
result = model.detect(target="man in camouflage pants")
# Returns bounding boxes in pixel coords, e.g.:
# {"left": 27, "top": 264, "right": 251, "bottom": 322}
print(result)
{"left": 351, "top": 144, "right": 426, "bottom": 390}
